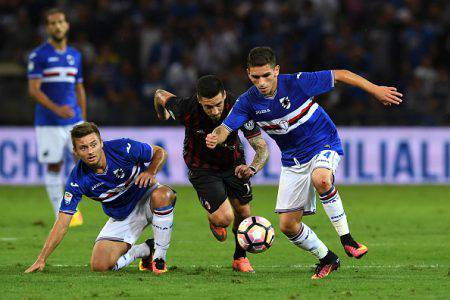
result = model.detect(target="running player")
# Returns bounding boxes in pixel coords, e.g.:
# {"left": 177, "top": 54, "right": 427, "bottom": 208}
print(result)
{"left": 27, "top": 8, "right": 86, "bottom": 226}
{"left": 154, "top": 75, "right": 269, "bottom": 272}
{"left": 206, "top": 47, "right": 403, "bottom": 279}
{"left": 25, "top": 122, "right": 176, "bottom": 274}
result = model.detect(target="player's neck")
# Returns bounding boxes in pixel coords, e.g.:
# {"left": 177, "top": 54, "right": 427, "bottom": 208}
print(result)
{"left": 266, "top": 78, "right": 278, "bottom": 98}
{"left": 94, "top": 151, "right": 107, "bottom": 174}
{"left": 48, "top": 38, "right": 67, "bottom": 51}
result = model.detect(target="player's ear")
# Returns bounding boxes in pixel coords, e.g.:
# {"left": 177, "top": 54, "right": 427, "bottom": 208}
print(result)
{"left": 222, "top": 90, "right": 227, "bottom": 100}
{"left": 274, "top": 65, "right": 280, "bottom": 76}
{"left": 246, "top": 68, "right": 251, "bottom": 80}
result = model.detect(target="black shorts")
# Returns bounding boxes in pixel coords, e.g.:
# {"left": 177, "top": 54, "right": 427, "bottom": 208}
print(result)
{"left": 188, "top": 168, "right": 253, "bottom": 214}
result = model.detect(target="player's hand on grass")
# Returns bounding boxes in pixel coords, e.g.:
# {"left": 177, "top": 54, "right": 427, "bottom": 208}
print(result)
{"left": 25, "top": 259, "right": 45, "bottom": 273}
{"left": 373, "top": 86, "right": 403, "bottom": 106}
{"left": 235, "top": 165, "right": 255, "bottom": 179}
{"left": 135, "top": 171, "right": 156, "bottom": 188}
{"left": 56, "top": 104, "right": 75, "bottom": 119}
{"left": 206, "top": 133, "right": 218, "bottom": 149}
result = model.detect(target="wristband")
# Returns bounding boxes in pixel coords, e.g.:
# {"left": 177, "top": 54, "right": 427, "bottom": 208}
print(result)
{"left": 249, "top": 166, "right": 257, "bottom": 174}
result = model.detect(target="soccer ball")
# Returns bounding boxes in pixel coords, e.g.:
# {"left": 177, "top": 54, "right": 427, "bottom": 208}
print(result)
{"left": 237, "top": 216, "right": 275, "bottom": 253}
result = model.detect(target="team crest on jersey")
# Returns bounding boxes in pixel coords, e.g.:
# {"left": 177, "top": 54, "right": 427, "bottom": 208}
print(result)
{"left": 113, "top": 168, "right": 125, "bottom": 179}
{"left": 28, "top": 61, "right": 34, "bottom": 72}
{"left": 279, "top": 96, "right": 291, "bottom": 109}
{"left": 244, "top": 120, "right": 255, "bottom": 130}
{"left": 279, "top": 120, "right": 289, "bottom": 132}
{"left": 66, "top": 54, "right": 75, "bottom": 65}
{"left": 64, "top": 192, "right": 73, "bottom": 205}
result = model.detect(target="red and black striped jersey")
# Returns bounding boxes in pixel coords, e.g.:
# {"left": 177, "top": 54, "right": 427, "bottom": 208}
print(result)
{"left": 165, "top": 92, "right": 261, "bottom": 171}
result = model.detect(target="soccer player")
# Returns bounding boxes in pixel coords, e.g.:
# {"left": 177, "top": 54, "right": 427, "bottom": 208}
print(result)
{"left": 27, "top": 8, "right": 86, "bottom": 226}
{"left": 206, "top": 47, "right": 403, "bottom": 279}
{"left": 25, "top": 122, "right": 176, "bottom": 274}
{"left": 154, "top": 75, "right": 269, "bottom": 272}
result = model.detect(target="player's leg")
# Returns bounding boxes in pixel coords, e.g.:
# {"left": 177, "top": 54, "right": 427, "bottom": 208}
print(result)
{"left": 149, "top": 185, "right": 177, "bottom": 274}
{"left": 311, "top": 150, "right": 368, "bottom": 258}
{"left": 276, "top": 164, "right": 339, "bottom": 279}
{"left": 188, "top": 169, "right": 233, "bottom": 241}
{"left": 36, "top": 126, "right": 65, "bottom": 218}
{"left": 224, "top": 171, "right": 254, "bottom": 272}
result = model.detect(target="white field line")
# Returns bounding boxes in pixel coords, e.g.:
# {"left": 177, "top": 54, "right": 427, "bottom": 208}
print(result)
{"left": 0, "top": 238, "right": 18, "bottom": 241}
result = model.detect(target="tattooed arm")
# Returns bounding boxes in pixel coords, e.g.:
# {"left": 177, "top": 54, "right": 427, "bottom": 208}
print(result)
{"left": 235, "top": 134, "right": 269, "bottom": 180}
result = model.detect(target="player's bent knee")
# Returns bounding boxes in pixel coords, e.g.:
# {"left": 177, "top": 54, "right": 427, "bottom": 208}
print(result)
{"left": 210, "top": 209, "right": 234, "bottom": 227}
{"left": 312, "top": 172, "right": 333, "bottom": 193}
{"left": 279, "top": 220, "right": 299, "bottom": 236}
{"left": 151, "top": 185, "right": 176, "bottom": 210}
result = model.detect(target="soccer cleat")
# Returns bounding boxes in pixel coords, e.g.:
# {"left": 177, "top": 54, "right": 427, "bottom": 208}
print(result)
{"left": 344, "top": 242, "right": 368, "bottom": 259}
{"left": 138, "top": 239, "right": 155, "bottom": 271}
{"left": 209, "top": 222, "right": 227, "bottom": 242}
{"left": 311, "top": 257, "right": 340, "bottom": 279}
{"left": 69, "top": 210, "right": 83, "bottom": 227}
{"left": 152, "top": 258, "right": 167, "bottom": 275}
{"left": 232, "top": 257, "right": 255, "bottom": 273}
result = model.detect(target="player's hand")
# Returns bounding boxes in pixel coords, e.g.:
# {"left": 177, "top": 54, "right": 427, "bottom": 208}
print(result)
{"left": 235, "top": 165, "right": 256, "bottom": 179}
{"left": 134, "top": 171, "right": 156, "bottom": 188}
{"left": 56, "top": 104, "right": 75, "bottom": 119}
{"left": 25, "top": 259, "right": 45, "bottom": 273}
{"left": 206, "top": 133, "right": 218, "bottom": 149}
{"left": 373, "top": 86, "right": 403, "bottom": 106}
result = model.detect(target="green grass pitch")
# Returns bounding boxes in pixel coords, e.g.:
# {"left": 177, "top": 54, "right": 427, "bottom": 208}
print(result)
{"left": 0, "top": 185, "right": 449, "bottom": 299}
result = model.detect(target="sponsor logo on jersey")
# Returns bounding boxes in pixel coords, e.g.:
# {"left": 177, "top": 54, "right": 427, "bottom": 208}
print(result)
{"left": 48, "top": 57, "right": 59, "bottom": 62}
{"left": 91, "top": 182, "right": 104, "bottom": 191}
{"left": 64, "top": 192, "right": 73, "bottom": 205}
{"left": 113, "top": 168, "right": 125, "bottom": 179}
{"left": 279, "top": 96, "right": 291, "bottom": 109}
{"left": 244, "top": 120, "right": 255, "bottom": 130}
{"left": 256, "top": 109, "right": 271, "bottom": 115}
{"left": 28, "top": 61, "right": 34, "bottom": 72}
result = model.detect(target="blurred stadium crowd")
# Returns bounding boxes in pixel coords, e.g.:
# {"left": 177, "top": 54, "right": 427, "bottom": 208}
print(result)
{"left": 0, "top": 0, "right": 448, "bottom": 126}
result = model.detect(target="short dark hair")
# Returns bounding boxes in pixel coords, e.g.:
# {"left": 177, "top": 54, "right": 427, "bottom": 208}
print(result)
{"left": 45, "top": 8, "right": 66, "bottom": 24}
{"left": 247, "top": 47, "right": 276, "bottom": 68}
{"left": 196, "top": 75, "right": 224, "bottom": 99}
{"left": 71, "top": 122, "right": 101, "bottom": 147}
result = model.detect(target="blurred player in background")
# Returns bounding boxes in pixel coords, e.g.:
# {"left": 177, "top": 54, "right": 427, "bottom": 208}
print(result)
{"left": 154, "top": 75, "right": 269, "bottom": 272}
{"left": 207, "top": 47, "right": 403, "bottom": 279}
{"left": 25, "top": 122, "right": 176, "bottom": 274}
{"left": 27, "top": 8, "right": 86, "bottom": 226}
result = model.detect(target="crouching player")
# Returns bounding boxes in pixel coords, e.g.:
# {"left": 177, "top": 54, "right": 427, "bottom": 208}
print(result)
{"left": 25, "top": 122, "right": 176, "bottom": 274}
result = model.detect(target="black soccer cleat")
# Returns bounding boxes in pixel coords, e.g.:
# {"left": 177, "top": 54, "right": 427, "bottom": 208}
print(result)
{"left": 138, "top": 239, "right": 154, "bottom": 271}
{"left": 152, "top": 258, "right": 167, "bottom": 275}
{"left": 311, "top": 251, "right": 340, "bottom": 279}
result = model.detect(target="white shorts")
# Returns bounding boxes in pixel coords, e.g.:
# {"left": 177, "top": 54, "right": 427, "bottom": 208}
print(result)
{"left": 96, "top": 185, "right": 158, "bottom": 245}
{"left": 275, "top": 150, "right": 341, "bottom": 214}
{"left": 35, "top": 122, "right": 82, "bottom": 163}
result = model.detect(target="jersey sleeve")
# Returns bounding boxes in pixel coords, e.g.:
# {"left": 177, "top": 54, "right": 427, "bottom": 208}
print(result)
{"left": 124, "top": 138, "right": 154, "bottom": 163}
{"left": 75, "top": 52, "right": 83, "bottom": 83}
{"left": 59, "top": 175, "right": 83, "bottom": 215}
{"left": 27, "top": 51, "right": 44, "bottom": 79}
{"left": 294, "top": 70, "right": 334, "bottom": 98}
{"left": 165, "top": 96, "right": 189, "bottom": 124}
{"left": 240, "top": 120, "right": 261, "bottom": 139}
{"left": 222, "top": 97, "right": 252, "bottom": 132}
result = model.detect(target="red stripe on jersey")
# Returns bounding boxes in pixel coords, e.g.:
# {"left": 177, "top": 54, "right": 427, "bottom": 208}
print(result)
{"left": 43, "top": 72, "right": 60, "bottom": 77}
{"left": 261, "top": 100, "right": 314, "bottom": 131}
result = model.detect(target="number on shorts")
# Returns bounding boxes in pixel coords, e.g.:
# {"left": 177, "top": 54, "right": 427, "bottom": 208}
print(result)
{"left": 323, "top": 151, "right": 331, "bottom": 159}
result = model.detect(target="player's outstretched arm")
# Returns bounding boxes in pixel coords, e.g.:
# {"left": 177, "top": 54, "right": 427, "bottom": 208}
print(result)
{"left": 206, "top": 125, "right": 231, "bottom": 149}
{"left": 134, "top": 145, "right": 168, "bottom": 188}
{"left": 333, "top": 70, "right": 403, "bottom": 106}
{"left": 154, "top": 89, "right": 176, "bottom": 120}
{"left": 28, "top": 78, "right": 75, "bottom": 119}
{"left": 236, "top": 135, "right": 270, "bottom": 179}
{"left": 25, "top": 212, "right": 72, "bottom": 273}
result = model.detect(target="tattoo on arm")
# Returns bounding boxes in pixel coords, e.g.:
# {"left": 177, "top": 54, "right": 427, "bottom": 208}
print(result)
{"left": 212, "top": 125, "right": 231, "bottom": 144}
{"left": 247, "top": 135, "right": 269, "bottom": 173}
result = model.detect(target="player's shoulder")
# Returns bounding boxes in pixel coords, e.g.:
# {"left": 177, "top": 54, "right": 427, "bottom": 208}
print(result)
{"left": 104, "top": 138, "right": 141, "bottom": 155}
{"left": 67, "top": 160, "right": 87, "bottom": 192}
{"left": 67, "top": 45, "right": 82, "bottom": 57}
{"left": 29, "top": 42, "right": 51, "bottom": 59}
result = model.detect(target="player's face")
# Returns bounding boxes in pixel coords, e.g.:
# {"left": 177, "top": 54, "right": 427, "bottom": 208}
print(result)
{"left": 46, "top": 13, "right": 69, "bottom": 42}
{"left": 73, "top": 133, "right": 103, "bottom": 168}
{"left": 198, "top": 91, "right": 226, "bottom": 121}
{"left": 247, "top": 64, "right": 280, "bottom": 97}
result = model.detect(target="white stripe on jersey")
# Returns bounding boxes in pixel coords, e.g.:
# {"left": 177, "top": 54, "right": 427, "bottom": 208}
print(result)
{"left": 43, "top": 66, "right": 78, "bottom": 75}
{"left": 257, "top": 100, "right": 319, "bottom": 135}
{"left": 97, "top": 165, "right": 141, "bottom": 203}
{"left": 41, "top": 76, "right": 76, "bottom": 83}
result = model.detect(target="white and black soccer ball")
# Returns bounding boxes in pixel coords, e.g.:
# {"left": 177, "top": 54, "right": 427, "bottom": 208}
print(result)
{"left": 237, "top": 216, "right": 275, "bottom": 253}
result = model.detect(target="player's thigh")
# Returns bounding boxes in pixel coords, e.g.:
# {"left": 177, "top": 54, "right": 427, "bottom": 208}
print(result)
{"left": 222, "top": 170, "right": 253, "bottom": 211}
{"left": 188, "top": 169, "right": 228, "bottom": 214}
{"left": 276, "top": 164, "right": 316, "bottom": 215}
{"left": 35, "top": 126, "right": 65, "bottom": 164}
{"left": 91, "top": 240, "right": 130, "bottom": 271}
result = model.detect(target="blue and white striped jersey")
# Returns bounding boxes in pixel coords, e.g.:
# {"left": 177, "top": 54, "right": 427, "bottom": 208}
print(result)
{"left": 223, "top": 71, "right": 343, "bottom": 167}
{"left": 27, "top": 42, "right": 83, "bottom": 126}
